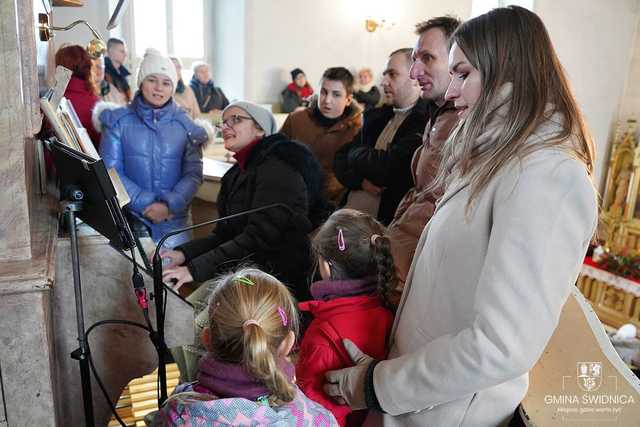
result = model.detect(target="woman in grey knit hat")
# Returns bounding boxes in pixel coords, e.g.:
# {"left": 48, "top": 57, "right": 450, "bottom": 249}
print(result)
{"left": 161, "top": 101, "right": 330, "bottom": 302}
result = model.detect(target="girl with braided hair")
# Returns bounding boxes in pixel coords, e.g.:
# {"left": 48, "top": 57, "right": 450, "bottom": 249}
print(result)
{"left": 296, "top": 209, "right": 394, "bottom": 426}
{"left": 153, "top": 268, "right": 337, "bottom": 426}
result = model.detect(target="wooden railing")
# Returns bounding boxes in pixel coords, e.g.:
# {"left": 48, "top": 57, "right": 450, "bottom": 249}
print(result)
{"left": 108, "top": 364, "right": 180, "bottom": 427}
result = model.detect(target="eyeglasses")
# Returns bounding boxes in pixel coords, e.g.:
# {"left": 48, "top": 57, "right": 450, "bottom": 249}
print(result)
{"left": 219, "top": 114, "right": 253, "bottom": 129}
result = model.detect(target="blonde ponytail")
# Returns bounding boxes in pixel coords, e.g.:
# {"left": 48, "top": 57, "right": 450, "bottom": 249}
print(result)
{"left": 242, "top": 324, "right": 296, "bottom": 404}
{"left": 205, "top": 268, "right": 300, "bottom": 404}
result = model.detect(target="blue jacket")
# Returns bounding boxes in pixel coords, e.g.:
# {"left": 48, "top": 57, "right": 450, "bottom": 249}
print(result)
{"left": 98, "top": 94, "right": 208, "bottom": 243}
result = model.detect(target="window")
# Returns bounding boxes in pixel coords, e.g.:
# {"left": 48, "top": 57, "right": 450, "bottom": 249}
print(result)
{"left": 132, "top": 0, "right": 205, "bottom": 78}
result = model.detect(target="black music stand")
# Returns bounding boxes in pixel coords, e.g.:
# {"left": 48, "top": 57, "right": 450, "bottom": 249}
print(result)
{"left": 47, "top": 138, "right": 136, "bottom": 427}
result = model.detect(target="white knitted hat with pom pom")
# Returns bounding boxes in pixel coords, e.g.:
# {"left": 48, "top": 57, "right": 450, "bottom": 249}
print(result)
{"left": 136, "top": 48, "right": 178, "bottom": 92}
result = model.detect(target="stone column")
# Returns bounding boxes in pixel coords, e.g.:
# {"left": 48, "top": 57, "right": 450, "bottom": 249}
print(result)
{"left": 0, "top": 0, "right": 38, "bottom": 261}
{"left": 0, "top": 0, "right": 58, "bottom": 425}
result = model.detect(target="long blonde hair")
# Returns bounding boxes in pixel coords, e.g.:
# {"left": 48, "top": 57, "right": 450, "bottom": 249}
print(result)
{"left": 205, "top": 268, "right": 299, "bottom": 404}
{"left": 433, "top": 6, "right": 594, "bottom": 206}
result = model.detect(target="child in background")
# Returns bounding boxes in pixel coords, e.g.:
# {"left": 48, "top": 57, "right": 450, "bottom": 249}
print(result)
{"left": 281, "top": 68, "right": 314, "bottom": 113}
{"left": 296, "top": 209, "right": 395, "bottom": 426}
{"left": 153, "top": 268, "right": 337, "bottom": 426}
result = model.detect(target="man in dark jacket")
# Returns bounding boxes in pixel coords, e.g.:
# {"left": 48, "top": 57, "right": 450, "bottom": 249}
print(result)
{"left": 334, "top": 48, "right": 427, "bottom": 225}
{"left": 189, "top": 61, "right": 230, "bottom": 113}
{"left": 104, "top": 38, "right": 131, "bottom": 104}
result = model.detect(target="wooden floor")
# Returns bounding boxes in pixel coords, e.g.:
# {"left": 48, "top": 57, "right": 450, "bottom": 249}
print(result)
{"left": 108, "top": 363, "right": 180, "bottom": 427}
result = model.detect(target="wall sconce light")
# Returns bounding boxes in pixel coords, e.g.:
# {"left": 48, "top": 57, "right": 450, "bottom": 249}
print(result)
{"left": 38, "top": 13, "right": 106, "bottom": 58}
{"left": 365, "top": 18, "right": 394, "bottom": 33}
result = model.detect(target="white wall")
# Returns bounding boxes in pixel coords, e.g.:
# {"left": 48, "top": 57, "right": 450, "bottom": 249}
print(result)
{"left": 51, "top": 0, "right": 135, "bottom": 72}
{"left": 618, "top": 16, "right": 640, "bottom": 125}
{"left": 211, "top": 0, "right": 246, "bottom": 101}
{"left": 50, "top": 1, "right": 111, "bottom": 50}
{"left": 242, "top": 0, "right": 471, "bottom": 106}
{"left": 535, "top": 0, "right": 640, "bottom": 187}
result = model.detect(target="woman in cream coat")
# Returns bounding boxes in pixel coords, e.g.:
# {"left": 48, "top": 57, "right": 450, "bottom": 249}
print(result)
{"left": 323, "top": 6, "right": 598, "bottom": 426}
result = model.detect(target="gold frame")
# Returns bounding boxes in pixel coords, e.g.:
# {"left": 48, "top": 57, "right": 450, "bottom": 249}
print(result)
{"left": 600, "top": 119, "right": 640, "bottom": 252}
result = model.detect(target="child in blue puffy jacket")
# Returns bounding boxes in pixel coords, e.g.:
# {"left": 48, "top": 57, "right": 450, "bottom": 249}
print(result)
{"left": 95, "top": 48, "right": 212, "bottom": 247}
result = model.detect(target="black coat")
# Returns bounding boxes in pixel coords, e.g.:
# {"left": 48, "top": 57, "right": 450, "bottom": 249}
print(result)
{"left": 177, "top": 133, "right": 327, "bottom": 301}
{"left": 354, "top": 86, "right": 381, "bottom": 111}
{"left": 334, "top": 98, "right": 430, "bottom": 224}
{"left": 189, "top": 77, "right": 230, "bottom": 113}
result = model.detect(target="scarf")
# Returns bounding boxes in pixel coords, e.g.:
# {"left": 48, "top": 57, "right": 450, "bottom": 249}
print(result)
{"left": 310, "top": 277, "right": 377, "bottom": 301}
{"left": 358, "top": 82, "right": 374, "bottom": 93}
{"left": 287, "top": 82, "right": 313, "bottom": 99}
{"left": 195, "top": 355, "right": 296, "bottom": 401}
{"left": 444, "top": 82, "right": 565, "bottom": 191}
{"left": 312, "top": 104, "right": 353, "bottom": 128}
{"left": 444, "top": 83, "right": 513, "bottom": 183}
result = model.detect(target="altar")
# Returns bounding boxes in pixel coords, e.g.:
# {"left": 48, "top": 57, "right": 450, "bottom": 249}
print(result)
{"left": 577, "top": 257, "right": 640, "bottom": 331}
{"left": 583, "top": 119, "right": 640, "bottom": 335}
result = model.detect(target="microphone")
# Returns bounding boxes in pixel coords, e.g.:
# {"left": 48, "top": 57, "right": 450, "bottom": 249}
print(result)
{"left": 150, "top": 202, "right": 311, "bottom": 404}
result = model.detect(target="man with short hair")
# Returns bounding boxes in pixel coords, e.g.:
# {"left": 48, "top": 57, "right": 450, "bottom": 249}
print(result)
{"left": 104, "top": 37, "right": 131, "bottom": 104}
{"left": 334, "top": 48, "right": 428, "bottom": 225}
{"left": 281, "top": 67, "right": 363, "bottom": 204}
{"left": 189, "top": 61, "right": 229, "bottom": 114}
{"left": 386, "top": 16, "right": 461, "bottom": 292}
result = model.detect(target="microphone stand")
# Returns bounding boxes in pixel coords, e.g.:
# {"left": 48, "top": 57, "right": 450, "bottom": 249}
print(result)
{"left": 63, "top": 197, "right": 95, "bottom": 427}
{"left": 151, "top": 203, "right": 299, "bottom": 405}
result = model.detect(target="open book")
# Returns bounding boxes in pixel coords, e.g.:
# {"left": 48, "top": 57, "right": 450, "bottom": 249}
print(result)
{"left": 40, "top": 66, "right": 131, "bottom": 208}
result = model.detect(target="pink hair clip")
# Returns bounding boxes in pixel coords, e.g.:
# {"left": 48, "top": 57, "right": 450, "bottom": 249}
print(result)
{"left": 337, "top": 228, "right": 346, "bottom": 251}
{"left": 277, "top": 306, "right": 288, "bottom": 326}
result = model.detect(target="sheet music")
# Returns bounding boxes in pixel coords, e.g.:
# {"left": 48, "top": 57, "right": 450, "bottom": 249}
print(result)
{"left": 59, "top": 98, "right": 100, "bottom": 159}
{"left": 108, "top": 168, "right": 131, "bottom": 208}
{"left": 40, "top": 98, "right": 75, "bottom": 149}
{"left": 50, "top": 66, "right": 72, "bottom": 109}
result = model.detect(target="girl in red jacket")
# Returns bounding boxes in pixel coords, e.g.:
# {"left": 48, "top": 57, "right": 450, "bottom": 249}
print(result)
{"left": 296, "top": 209, "right": 395, "bottom": 426}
